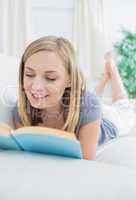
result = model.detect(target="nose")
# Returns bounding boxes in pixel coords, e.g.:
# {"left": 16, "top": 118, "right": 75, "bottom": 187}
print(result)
{"left": 31, "top": 77, "right": 45, "bottom": 93}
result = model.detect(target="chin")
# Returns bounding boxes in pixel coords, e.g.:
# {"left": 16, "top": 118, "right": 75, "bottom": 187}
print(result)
{"left": 30, "top": 102, "right": 46, "bottom": 109}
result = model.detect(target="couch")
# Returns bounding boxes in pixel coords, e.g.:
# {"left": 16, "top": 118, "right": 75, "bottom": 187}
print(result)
{"left": 0, "top": 53, "right": 136, "bottom": 200}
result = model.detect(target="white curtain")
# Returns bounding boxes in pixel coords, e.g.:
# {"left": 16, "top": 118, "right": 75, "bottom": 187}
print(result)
{"left": 73, "top": 0, "right": 111, "bottom": 84}
{"left": 0, "top": 0, "right": 31, "bottom": 58}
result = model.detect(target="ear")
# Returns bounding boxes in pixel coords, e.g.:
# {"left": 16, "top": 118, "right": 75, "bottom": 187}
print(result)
{"left": 67, "top": 80, "right": 71, "bottom": 88}
{"left": 68, "top": 81, "right": 71, "bottom": 87}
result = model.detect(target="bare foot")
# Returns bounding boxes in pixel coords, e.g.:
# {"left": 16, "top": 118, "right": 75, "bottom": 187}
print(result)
{"left": 104, "top": 51, "right": 118, "bottom": 78}
{"left": 102, "top": 52, "right": 111, "bottom": 82}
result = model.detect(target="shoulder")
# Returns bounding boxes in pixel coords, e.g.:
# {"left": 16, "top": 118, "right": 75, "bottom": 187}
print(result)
{"left": 80, "top": 90, "right": 102, "bottom": 114}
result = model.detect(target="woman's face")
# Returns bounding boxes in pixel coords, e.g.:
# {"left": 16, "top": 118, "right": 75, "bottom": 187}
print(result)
{"left": 23, "top": 51, "right": 70, "bottom": 111}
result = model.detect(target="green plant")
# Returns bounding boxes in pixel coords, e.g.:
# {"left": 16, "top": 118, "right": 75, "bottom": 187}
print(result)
{"left": 114, "top": 29, "right": 136, "bottom": 98}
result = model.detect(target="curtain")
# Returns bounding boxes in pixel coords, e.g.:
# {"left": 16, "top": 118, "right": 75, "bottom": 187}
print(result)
{"left": 0, "top": 0, "right": 31, "bottom": 58}
{"left": 73, "top": 0, "right": 111, "bottom": 85}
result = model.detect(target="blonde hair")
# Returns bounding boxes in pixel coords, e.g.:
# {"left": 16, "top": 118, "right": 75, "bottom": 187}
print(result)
{"left": 18, "top": 36, "right": 86, "bottom": 133}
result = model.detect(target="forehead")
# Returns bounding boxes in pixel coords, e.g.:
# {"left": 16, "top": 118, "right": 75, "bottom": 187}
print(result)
{"left": 24, "top": 51, "right": 66, "bottom": 73}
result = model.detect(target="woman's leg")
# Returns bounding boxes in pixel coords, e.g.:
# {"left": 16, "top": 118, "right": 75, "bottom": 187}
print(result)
{"left": 94, "top": 52, "right": 128, "bottom": 102}
{"left": 105, "top": 52, "right": 128, "bottom": 102}
{"left": 96, "top": 52, "right": 135, "bottom": 136}
{"left": 94, "top": 55, "right": 110, "bottom": 96}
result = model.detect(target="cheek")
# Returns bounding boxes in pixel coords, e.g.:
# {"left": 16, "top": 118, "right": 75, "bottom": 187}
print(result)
{"left": 23, "top": 79, "right": 31, "bottom": 91}
{"left": 48, "top": 81, "right": 66, "bottom": 96}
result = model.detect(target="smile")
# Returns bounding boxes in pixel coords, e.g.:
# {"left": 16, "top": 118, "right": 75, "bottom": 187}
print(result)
{"left": 31, "top": 93, "right": 48, "bottom": 100}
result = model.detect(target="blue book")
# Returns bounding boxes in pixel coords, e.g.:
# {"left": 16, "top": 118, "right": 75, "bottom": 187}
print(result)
{"left": 0, "top": 124, "right": 82, "bottom": 159}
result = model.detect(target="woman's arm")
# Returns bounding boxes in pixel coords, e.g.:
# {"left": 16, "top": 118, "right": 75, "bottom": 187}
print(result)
{"left": 78, "top": 119, "right": 101, "bottom": 160}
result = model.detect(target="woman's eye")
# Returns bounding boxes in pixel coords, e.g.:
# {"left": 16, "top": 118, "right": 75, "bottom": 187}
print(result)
{"left": 25, "top": 74, "right": 34, "bottom": 78}
{"left": 46, "top": 77, "right": 56, "bottom": 81}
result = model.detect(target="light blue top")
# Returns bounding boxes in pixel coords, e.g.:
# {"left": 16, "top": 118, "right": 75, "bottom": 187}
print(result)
{"left": 74, "top": 91, "right": 118, "bottom": 145}
{"left": 12, "top": 91, "right": 118, "bottom": 146}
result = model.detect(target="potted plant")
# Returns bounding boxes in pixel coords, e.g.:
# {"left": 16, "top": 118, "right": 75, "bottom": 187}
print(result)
{"left": 114, "top": 29, "right": 136, "bottom": 99}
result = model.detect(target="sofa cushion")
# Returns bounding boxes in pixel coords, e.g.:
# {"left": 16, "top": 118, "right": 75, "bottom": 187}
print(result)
{"left": 96, "top": 136, "right": 136, "bottom": 168}
{"left": 0, "top": 150, "right": 136, "bottom": 200}
{"left": 0, "top": 54, "right": 19, "bottom": 127}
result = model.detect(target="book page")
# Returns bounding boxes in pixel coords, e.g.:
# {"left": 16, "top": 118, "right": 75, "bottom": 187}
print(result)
{"left": 13, "top": 126, "right": 77, "bottom": 140}
{"left": 0, "top": 123, "right": 12, "bottom": 135}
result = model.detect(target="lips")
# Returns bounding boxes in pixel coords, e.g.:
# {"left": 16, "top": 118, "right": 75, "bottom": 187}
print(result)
{"left": 31, "top": 93, "right": 48, "bottom": 100}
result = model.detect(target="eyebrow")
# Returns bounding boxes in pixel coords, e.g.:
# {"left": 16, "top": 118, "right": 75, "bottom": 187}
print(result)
{"left": 25, "top": 66, "right": 57, "bottom": 74}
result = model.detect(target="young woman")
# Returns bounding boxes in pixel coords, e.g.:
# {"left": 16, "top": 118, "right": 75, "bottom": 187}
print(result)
{"left": 12, "top": 36, "right": 135, "bottom": 160}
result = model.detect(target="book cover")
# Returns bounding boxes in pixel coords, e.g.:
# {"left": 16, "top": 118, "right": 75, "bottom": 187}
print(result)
{"left": 0, "top": 124, "right": 82, "bottom": 159}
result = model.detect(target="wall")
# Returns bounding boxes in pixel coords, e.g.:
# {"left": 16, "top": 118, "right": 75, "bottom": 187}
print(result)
{"left": 29, "top": 0, "right": 74, "bottom": 42}
{"left": 30, "top": 0, "right": 136, "bottom": 46}
{"left": 104, "top": 0, "right": 136, "bottom": 45}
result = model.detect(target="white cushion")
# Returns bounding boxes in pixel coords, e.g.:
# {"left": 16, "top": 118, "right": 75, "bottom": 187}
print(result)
{"left": 0, "top": 150, "right": 136, "bottom": 200}
{"left": 0, "top": 54, "right": 19, "bottom": 127}
{"left": 97, "top": 136, "right": 136, "bottom": 168}
{"left": 0, "top": 54, "right": 19, "bottom": 89}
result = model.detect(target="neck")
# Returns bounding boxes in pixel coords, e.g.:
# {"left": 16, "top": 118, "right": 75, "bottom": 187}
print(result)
{"left": 40, "top": 104, "right": 64, "bottom": 121}
{"left": 44, "top": 103, "right": 63, "bottom": 114}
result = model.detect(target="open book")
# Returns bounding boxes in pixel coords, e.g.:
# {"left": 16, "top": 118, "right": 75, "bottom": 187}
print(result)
{"left": 0, "top": 123, "right": 82, "bottom": 159}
